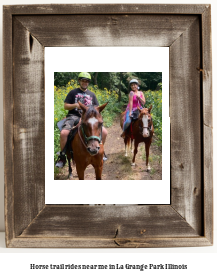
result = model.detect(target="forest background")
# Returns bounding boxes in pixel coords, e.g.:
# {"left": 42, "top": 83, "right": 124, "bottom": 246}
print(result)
{"left": 54, "top": 72, "right": 162, "bottom": 164}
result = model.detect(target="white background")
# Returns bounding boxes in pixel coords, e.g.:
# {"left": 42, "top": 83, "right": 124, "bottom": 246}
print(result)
{"left": 0, "top": 0, "right": 216, "bottom": 277}
{"left": 45, "top": 47, "right": 170, "bottom": 204}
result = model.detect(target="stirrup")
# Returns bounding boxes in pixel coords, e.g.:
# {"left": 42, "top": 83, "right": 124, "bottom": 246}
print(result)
{"left": 120, "top": 131, "right": 125, "bottom": 138}
{"left": 55, "top": 152, "right": 66, "bottom": 168}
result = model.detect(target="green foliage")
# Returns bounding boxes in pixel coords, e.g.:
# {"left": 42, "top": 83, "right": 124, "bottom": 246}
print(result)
{"left": 54, "top": 80, "right": 79, "bottom": 162}
{"left": 144, "top": 83, "right": 162, "bottom": 147}
{"left": 90, "top": 85, "right": 128, "bottom": 127}
{"left": 54, "top": 72, "right": 78, "bottom": 87}
{"left": 54, "top": 72, "right": 162, "bottom": 94}
{"left": 136, "top": 72, "right": 162, "bottom": 91}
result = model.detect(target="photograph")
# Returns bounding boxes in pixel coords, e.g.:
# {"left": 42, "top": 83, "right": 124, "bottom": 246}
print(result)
{"left": 45, "top": 47, "right": 169, "bottom": 205}
{"left": 54, "top": 72, "right": 162, "bottom": 181}
{"left": 3, "top": 1, "right": 214, "bottom": 259}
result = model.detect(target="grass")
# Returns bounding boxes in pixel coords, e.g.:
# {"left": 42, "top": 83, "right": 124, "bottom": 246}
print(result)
{"left": 150, "top": 168, "right": 156, "bottom": 175}
{"left": 116, "top": 154, "right": 133, "bottom": 174}
{"left": 139, "top": 145, "right": 162, "bottom": 164}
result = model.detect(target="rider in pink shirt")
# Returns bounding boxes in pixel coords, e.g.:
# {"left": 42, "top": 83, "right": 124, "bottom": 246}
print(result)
{"left": 121, "top": 79, "right": 146, "bottom": 137}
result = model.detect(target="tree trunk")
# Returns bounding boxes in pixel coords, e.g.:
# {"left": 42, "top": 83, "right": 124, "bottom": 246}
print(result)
{"left": 93, "top": 72, "right": 98, "bottom": 85}
{"left": 118, "top": 72, "right": 122, "bottom": 102}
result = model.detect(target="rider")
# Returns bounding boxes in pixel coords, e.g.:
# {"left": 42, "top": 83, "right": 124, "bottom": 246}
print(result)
{"left": 121, "top": 79, "right": 146, "bottom": 138}
{"left": 55, "top": 72, "right": 108, "bottom": 168}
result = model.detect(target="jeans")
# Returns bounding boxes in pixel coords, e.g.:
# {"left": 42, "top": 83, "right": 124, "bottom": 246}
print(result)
{"left": 123, "top": 110, "right": 132, "bottom": 131}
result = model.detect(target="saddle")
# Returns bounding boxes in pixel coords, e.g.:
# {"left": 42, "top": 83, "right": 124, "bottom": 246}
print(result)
{"left": 130, "top": 109, "right": 140, "bottom": 121}
{"left": 57, "top": 118, "right": 80, "bottom": 160}
{"left": 126, "top": 109, "right": 140, "bottom": 140}
{"left": 57, "top": 118, "right": 66, "bottom": 132}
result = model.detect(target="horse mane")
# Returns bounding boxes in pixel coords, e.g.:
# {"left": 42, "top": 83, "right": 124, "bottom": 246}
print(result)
{"left": 83, "top": 105, "right": 100, "bottom": 121}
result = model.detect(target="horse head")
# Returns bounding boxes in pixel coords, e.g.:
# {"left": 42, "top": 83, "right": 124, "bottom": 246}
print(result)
{"left": 137, "top": 105, "right": 153, "bottom": 138}
{"left": 78, "top": 101, "right": 108, "bottom": 156}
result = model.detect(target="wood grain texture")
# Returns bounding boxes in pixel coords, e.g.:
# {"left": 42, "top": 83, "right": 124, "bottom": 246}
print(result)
{"left": 3, "top": 4, "right": 207, "bottom": 15}
{"left": 3, "top": 7, "right": 14, "bottom": 247}
{"left": 202, "top": 6, "right": 212, "bottom": 128}
{"left": 204, "top": 125, "right": 213, "bottom": 243}
{"left": 201, "top": 6, "right": 213, "bottom": 244}
{"left": 7, "top": 237, "right": 212, "bottom": 248}
{"left": 20, "top": 205, "right": 198, "bottom": 238}
{"left": 12, "top": 17, "right": 45, "bottom": 237}
{"left": 170, "top": 17, "right": 202, "bottom": 234}
{"left": 3, "top": 4, "right": 213, "bottom": 248}
{"left": 16, "top": 15, "right": 197, "bottom": 47}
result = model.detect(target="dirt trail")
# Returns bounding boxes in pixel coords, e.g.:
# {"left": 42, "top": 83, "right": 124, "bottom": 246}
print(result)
{"left": 55, "top": 117, "right": 162, "bottom": 180}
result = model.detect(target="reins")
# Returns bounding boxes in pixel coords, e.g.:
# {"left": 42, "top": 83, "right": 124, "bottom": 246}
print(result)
{"left": 78, "top": 122, "right": 103, "bottom": 150}
{"left": 78, "top": 125, "right": 89, "bottom": 149}
{"left": 74, "top": 107, "right": 103, "bottom": 149}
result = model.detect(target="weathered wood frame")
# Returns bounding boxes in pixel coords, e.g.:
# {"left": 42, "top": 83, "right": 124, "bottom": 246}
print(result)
{"left": 3, "top": 4, "right": 212, "bottom": 248}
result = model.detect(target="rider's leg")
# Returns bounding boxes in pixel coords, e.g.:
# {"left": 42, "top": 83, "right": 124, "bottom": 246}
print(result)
{"left": 56, "top": 129, "right": 69, "bottom": 168}
{"left": 121, "top": 110, "right": 131, "bottom": 137}
{"left": 123, "top": 110, "right": 131, "bottom": 131}
{"left": 60, "top": 129, "right": 70, "bottom": 151}
{"left": 102, "top": 127, "right": 107, "bottom": 145}
{"left": 56, "top": 118, "right": 74, "bottom": 168}
{"left": 102, "top": 127, "right": 108, "bottom": 161}
{"left": 59, "top": 116, "right": 78, "bottom": 152}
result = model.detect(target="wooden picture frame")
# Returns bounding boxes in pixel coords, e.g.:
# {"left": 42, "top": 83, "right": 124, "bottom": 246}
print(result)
{"left": 3, "top": 4, "right": 213, "bottom": 248}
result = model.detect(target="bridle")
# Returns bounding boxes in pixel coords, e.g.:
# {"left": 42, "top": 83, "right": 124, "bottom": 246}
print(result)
{"left": 79, "top": 122, "right": 103, "bottom": 148}
{"left": 138, "top": 115, "right": 153, "bottom": 135}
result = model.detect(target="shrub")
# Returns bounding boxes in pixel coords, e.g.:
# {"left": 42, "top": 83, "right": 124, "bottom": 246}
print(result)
{"left": 144, "top": 88, "right": 162, "bottom": 147}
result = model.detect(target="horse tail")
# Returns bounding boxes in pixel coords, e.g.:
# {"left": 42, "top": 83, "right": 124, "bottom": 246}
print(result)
{"left": 127, "top": 136, "right": 131, "bottom": 148}
{"left": 120, "top": 111, "right": 126, "bottom": 129}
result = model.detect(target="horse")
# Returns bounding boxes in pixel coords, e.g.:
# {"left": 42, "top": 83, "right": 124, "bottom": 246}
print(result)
{"left": 67, "top": 101, "right": 108, "bottom": 180}
{"left": 120, "top": 112, "right": 134, "bottom": 157}
{"left": 120, "top": 105, "right": 154, "bottom": 171}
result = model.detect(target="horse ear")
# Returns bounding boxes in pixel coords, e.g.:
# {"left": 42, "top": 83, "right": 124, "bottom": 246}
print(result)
{"left": 97, "top": 102, "right": 108, "bottom": 113}
{"left": 137, "top": 106, "right": 142, "bottom": 112}
{"left": 78, "top": 101, "right": 88, "bottom": 113}
{"left": 148, "top": 105, "right": 152, "bottom": 113}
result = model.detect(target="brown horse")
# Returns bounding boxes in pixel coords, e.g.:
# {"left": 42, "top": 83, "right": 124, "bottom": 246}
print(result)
{"left": 120, "top": 105, "right": 154, "bottom": 171}
{"left": 67, "top": 101, "right": 108, "bottom": 180}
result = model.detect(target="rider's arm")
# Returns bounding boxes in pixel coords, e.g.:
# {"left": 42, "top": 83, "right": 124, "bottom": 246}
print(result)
{"left": 137, "top": 92, "right": 146, "bottom": 106}
{"left": 92, "top": 94, "right": 99, "bottom": 106}
{"left": 129, "top": 91, "right": 134, "bottom": 116}
{"left": 64, "top": 102, "right": 80, "bottom": 110}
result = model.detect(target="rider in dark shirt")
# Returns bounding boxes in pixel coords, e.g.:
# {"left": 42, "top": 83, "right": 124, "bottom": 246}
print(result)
{"left": 64, "top": 87, "right": 99, "bottom": 117}
{"left": 55, "top": 72, "right": 108, "bottom": 168}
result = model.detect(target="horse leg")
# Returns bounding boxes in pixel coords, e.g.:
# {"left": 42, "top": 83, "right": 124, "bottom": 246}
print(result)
{"left": 130, "top": 138, "right": 134, "bottom": 153}
{"left": 131, "top": 141, "right": 139, "bottom": 166}
{"left": 76, "top": 165, "right": 85, "bottom": 180}
{"left": 94, "top": 166, "right": 103, "bottom": 180}
{"left": 124, "top": 137, "right": 128, "bottom": 156}
{"left": 145, "top": 141, "right": 151, "bottom": 171}
{"left": 67, "top": 157, "right": 73, "bottom": 180}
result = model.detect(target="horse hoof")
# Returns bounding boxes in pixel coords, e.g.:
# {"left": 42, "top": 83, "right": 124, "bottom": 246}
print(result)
{"left": 131, "top": 162, "right": 135, "bottom": 166}
{"left": 68, "top": 173, "right": 73, "bottom": 180}
{"left": 125, "top": 153, "right": 128, "bottom": 157}
{"left": 146, "top": 167, "right": 151, "bottom": 172}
